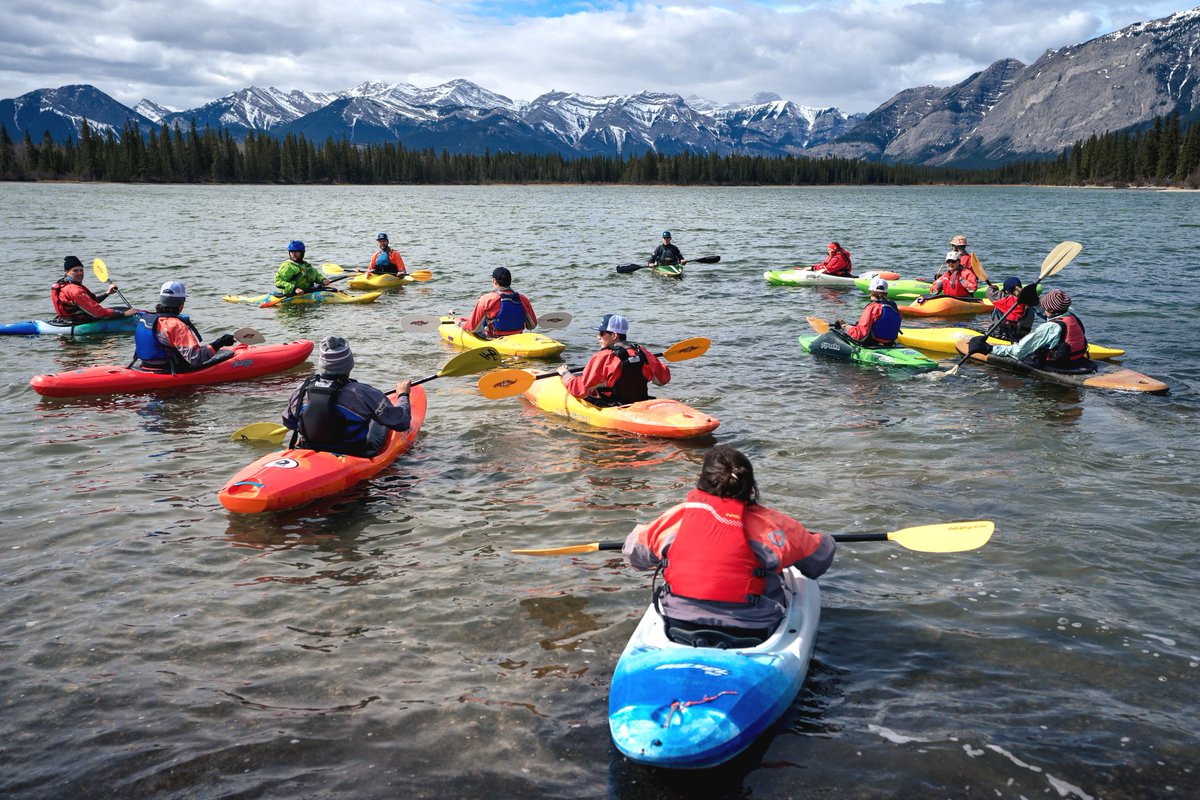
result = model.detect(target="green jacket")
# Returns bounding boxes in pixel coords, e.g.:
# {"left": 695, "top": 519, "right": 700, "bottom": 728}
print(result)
{"left": 275, "top": 258, "right": 324, "bottom": 294}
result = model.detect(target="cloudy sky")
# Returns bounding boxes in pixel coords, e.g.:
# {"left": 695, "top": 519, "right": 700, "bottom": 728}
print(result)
{"left": 1, "top": 1, "right": 1193, "bottom": 112}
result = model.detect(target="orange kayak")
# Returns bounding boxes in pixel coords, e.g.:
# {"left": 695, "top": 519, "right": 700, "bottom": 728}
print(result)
{"left": 522, "top": 371, "right": 718, "bottom": 438}
{"left": 898, "top": 296, "right": 993, "bottom": 318}
{"left": 218, "top": 384, "right": 427, "bottom": 513}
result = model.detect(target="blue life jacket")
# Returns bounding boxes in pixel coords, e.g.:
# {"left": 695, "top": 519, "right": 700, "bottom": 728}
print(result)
{"left": 871, "top": 301, "right": 901, "bottom": 343}
{"left": 132, "top": 312, "right": 199, "bottom": 373}
{"left": 491, "top": 290, "right": 526, "bottom": 333}
{"left": 373, "top": 250, "right": 398, "bottom": 274}
{"left": 295, "top": 376, "right": 371, "bottom": 454}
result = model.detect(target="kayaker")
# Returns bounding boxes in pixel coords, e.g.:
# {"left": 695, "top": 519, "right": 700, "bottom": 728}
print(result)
{"left": 51, "top": 256, "right": 138, "bottom": 323}
{"left": 622, "top": 445, "right": 836, "bottom": 644}
{"left": 365, "top": 232, "right": 407, "bottom": 277}
{"left": 461, "top": 267, "right": 538, "bottom": 337}
{"left": 838, "top": 277, "right": 901, "bottom": 346}
{"left": 985, "top": 276, "right": 1034, "bottom": 340}
{"left": 926, "top": 251, "right": 978, "bottom": 299}
{"left": 805, "top": 241, "right": 852, "bottom": 276}
{"left": 967, "top": 288, "right": 1093, "bottom": 372}
{"left": 274, "top": 240, "right": 331, "bottom": 296}
{"left": 132, "top": 281, "right": 238, "bottom": 372}
{"left": 948, "top": 234, "right": 975, "bottom": 270}
{"left": 647, "top": 231, "right": 686, "bottom": 267}
{"left": 557, "top": 313, "right": 670, "bottom": 406}
{"left": 282, "top": 336, "right": 412, "bottom": 457}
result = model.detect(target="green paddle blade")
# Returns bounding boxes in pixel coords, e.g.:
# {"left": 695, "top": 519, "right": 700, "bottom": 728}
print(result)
{"left": 92, "top": 257, "right": 109, "bottom": 282}
{"left": 231, "top": 422, "right": 289, "bottom": 444}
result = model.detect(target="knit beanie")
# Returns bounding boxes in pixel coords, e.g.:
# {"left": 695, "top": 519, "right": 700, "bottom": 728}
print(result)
{"left": 318, "top": 336, "right": 355, "bottom": 375}
{"left": 63, "top": 255, "right": 83, "bottom": 270}
{"left": 1040, "top": 288, "right": 1071, "bottom": 316}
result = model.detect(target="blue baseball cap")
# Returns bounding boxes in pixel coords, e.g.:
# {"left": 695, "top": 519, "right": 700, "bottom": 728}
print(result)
{"left": 661, "top": 231, "right": 672, "bottom": 239}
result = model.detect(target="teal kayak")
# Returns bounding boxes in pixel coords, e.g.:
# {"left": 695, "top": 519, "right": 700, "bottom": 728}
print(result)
{"left": 0, "top": 313, "right": 136, "bottom": 336}
{"left": 798, "top": 331, "right": 939, "bottom": 369}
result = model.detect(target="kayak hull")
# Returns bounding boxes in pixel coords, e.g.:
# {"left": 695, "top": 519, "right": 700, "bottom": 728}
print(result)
{"left": 30, "top": 340, "right": 314, "bottom": 398}
{"left": 522, "top": 371, "right": 718, "bottom": 438}
{"left": 0, "top": 316, "right": 137, "bottom": 336}
{"left": 899, "top": 297, "right": 993, "bottom": 318}
{"left": 764, "top": 270, "right": 896, "bottom": 287}
{"left": 609, "top": 569, "right": 820, "bottom": 769}
{"left": 222, "top": 291, "right": 383, "bottom": 306}
{"left": 438, "top": 317, "right": 566, "bottom": 358}
{"left": 218, "top": 385, "right": 427, "bottom": 513}
{"left": 953, "top": 340, "right": 1168, "bottom": 394}
{"left": 798, "top": 331, "right": 938, "bottom": 369}
{"left": 652, "top": 264, "right": 684, "bottom": 278}
{"left": 348, "top": 273, "right": 411, "bottom": 290}
{"left": 898, "top": 326, "right": 1125, "bottom": 360}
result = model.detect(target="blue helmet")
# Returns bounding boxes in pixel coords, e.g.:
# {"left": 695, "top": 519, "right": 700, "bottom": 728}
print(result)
{"left": 287, "top": 240, "right": 305, "bottom": 253}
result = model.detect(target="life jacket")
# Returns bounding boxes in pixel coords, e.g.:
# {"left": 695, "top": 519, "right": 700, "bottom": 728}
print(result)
{"left": 132, "top": 313, "right": 201, "bottom": 373}
{"left": 661, "top": 490, "right": 767, "bottom": 604}
{"left": 821, "top": 249, "right": 852, "bottom": 276}
{"left": 869, "top": 300, "right": 901, "bottom": 343}
{"left": 1041, "top": 313, "right": 1089, "bottom": 368}
{"left": 51, "top": 278, "right": 90, "bottom": 321}
{"left": 489, "top": 290, "right": 526, "bottom": 334}
{"left": 991, "top": 295, "right": 1031, "bottom": 341}
{"left": 587, "top": 342, "right": 651, "bottom": 406}
{"left": 293, "top": 375, "right": 371, "bottom": 454}
{"left": 373, "top": 249, "right": 398, "bottom": 275}
{"left": 939, "top": 267, "right": 973, "bottom": 298}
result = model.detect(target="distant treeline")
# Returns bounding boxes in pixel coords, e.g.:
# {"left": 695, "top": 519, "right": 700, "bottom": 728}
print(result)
{"left": 1, "top": 113, "right": 1197, "bottom": 188}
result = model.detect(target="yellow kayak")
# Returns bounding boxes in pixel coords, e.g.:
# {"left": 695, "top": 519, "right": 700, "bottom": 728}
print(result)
{"left": 438, "top": 316, "right": 565, "bottom": 358}
{"left": 522, "top": 371, "right": 719, "bottom": 438}
{"left": 348, "top": 273, "right": 413, "bottom": 291}
{"left": 897, "top": 326, "right": 1125, "bottom": 360}
{"left": 222, "top": 291, "right": 383, "bottom": 307}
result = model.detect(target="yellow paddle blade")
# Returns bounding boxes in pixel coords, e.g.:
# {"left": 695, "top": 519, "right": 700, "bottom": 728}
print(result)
{"left": 92, "top": 257, "right": 109, "bottom": 282}
{"left": 1039, "top": 241, "right": 1082, "bottom": 281}
{"left": 970, "top": 253, "right": 988, "bottom": 283}
{"left": 512, "top": 542, "right": 603, "bottom": 556}
{"left": 321, "top": 262, "right": 347, "bottom": 274}
{"left": 664, "top": 337, "right": 711, "bottom": 362}
{"left": 805, "top": 316, "right": 831, "bottom": 334}
{"left": 407, "top": 270, "right": 433, "bottom": 281}
{"left": 888, "top": 520, "right": 994, "bottom": 553}
{"left": 230, "top": 422, "right": 289, "bottom": 444}
{"left": 436, "top": 347, "right": 503, "bottom": 378}
{"left": 478, "top": 369, "right": 536, "bottom": 399}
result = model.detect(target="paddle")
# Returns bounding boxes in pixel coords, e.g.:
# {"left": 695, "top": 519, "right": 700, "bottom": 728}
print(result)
{"left": 229, "top": 346, "right": 503, "bottom": 444}
{"left": 232, "top": 327, "right": 267, "bottom": 345}
{"left": 259, "top": 276, "right": 351, "bottom": 308}
{"left": 511, "top": 520, "right": 994, "bottom": 556}
{"left": 398, "top": 311, "right": 573, "bottom": 332}
{"left": 92, "top": 258, "right": 133, "bottom": 308}
{"left": 806, "top": 316, "right": 831, "bottom": 335}
{"left": 616, "top": 255, "right": 721, "bottom": 274}
{"left": 477, "top": 336, "right": 711, "bottom": 400}
{"left": 321, "top": 262, "right": 433, "bottom": 282}
{"left": 944, "top": 241, "right": 1082, "bottom": 377}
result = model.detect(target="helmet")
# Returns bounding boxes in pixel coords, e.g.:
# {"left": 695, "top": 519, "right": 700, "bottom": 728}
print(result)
{"left": 287, "top": 240, "right": 305, "bottom": 253}
{"left": 945, "top": 250, "right": 960, "bottom": 263}
{"left": 869, "top": 277, "right": 888, "bottom": 292}
{"left": 661, "top": 231, "right": 672, "bottom": 239}
{"left": 949, "top": 235, "right": 968, "bottom": 247}
{"left": 376, "top": 232, "right": 388, "bottom": 241}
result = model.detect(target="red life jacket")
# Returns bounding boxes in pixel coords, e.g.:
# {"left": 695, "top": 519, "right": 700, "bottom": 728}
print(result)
{"left": 51, "top": 278, "right": 85, "bottom": 320}
{"left": 1043, "top": 313, "right": 1089, "bottom": 367}
{"left": 938, "top": 267, "right": 973, "bottom": 297}
{"left": 663, "top": 490, "right": 767, "bottom": 604}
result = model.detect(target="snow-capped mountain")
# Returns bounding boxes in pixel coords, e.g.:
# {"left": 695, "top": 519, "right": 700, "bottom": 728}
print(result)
{"left": 159, "top": 86, "right": 341, "bottom": 136}
{"left": 0, "top": 84, "right": 155, "bottom": 142}
{"left": 133, "top": 99, "right": 177, "bottom": 124}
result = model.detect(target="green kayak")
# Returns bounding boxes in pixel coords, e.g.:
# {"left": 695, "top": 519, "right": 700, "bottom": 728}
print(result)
{"left": 798, "top": 331, "right": 939, "bottom": 369}
{"left": 854, "top": 276, "right": 1045, "bottom": 302}
{"left": 652, "top": 263, "right": 683, "bottom": 279}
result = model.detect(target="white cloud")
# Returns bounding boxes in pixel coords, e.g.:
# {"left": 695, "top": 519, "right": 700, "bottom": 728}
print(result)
{"left": 0, "top": 0, "right": 1191, "bottom": 112}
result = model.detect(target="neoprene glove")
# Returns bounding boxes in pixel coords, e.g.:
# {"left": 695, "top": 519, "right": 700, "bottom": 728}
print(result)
{"left": 1017, "top": 284, "right": 1040, "bottom": 306}
{"left": 211, "top": 333, "right": 237, "bottom": 349}
{"left": 966, "top": 335, "right": 993, "bottom": 356}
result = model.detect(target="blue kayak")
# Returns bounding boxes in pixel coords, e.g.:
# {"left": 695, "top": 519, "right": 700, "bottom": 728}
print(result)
{"left": 608, "top": 568, "right": 820, "bottom": 769}
{"left": 0, "top": 315, "right": 136, "bottom": 336}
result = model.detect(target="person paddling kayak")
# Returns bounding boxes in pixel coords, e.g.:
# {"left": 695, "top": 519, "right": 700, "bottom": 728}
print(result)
{"left": 460, "top": 267, "right": 538, "bottom": 338}
{"left": 131, "top": 281, "right": 238, "bottom": 373}
{"left": 927, "top": 250, "right": 978, "bottom": 298}
{"left": 366, "top": 232, "right": 407, "bottom": 277}
{"left": 51, "top": 256, "right": 137, "bottom": 323}
{"left": 282, "top": 336, "right": 412, "bottom": 457}
{"left": 622, "top": 445, "right": 836, "bottom": 644}
{"left": 648, "top": 231, "right": 686, "bottom": 267}
{"left": 557, "top": 313, "right": 670, "bottom": 406}
{"left": 274, "top": 240, "right": 331, "bottom": 296}
{"left": 804, "top": 241, "right": 852, "bottom": 276}
{"left": 836, "top": 277, "right": 901, "bottom": 345}
{"left": 967, "top": 288, "right": 1093, "bottom": 372}
{"left": 985, "top": 276, "right": 1035, "bottom": 340}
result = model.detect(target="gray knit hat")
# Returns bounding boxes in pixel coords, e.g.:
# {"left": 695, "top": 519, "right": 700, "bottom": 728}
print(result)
{"left": 318, "top": 336, "right": 355, "bottom": 375}
{"left": 1040, "top": 288, "right": 1071, "bottom": 316}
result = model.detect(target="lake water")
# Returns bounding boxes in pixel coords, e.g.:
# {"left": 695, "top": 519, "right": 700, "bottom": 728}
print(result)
{"left": 0, "top": 183, "right": 1196, "bottom": 799}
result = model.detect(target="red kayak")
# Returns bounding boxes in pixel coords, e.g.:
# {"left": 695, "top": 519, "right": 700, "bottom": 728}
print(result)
{"left": 218, "top": 384, "right": 427, "bottom": 513}
{"left": 30, "top": 340, "right": 314, "bottom": 398}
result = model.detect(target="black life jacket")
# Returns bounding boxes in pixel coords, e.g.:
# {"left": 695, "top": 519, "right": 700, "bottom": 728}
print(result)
{"left": 1040, "top": 313, "right": 1090, "bottom": 369}
{"left": 587, "top": 342, "right": 650, "bottom": 406}
{"left": 292, "top": 376, "right": 371, "bottom": 455}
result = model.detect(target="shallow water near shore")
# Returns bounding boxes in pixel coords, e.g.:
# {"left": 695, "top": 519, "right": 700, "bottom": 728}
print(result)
{"left": 0, "top": 182, "right": 1197, "bottom": 799}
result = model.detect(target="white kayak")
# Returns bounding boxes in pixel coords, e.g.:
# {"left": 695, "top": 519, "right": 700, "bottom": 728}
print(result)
{"left": 608, "top": 568, "right": 820, "bottom": 769}
{"left": 763, "top": 269, "right": 897, "bottom": 287}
